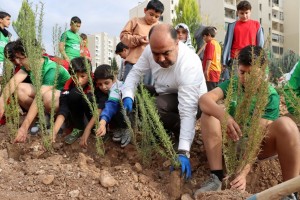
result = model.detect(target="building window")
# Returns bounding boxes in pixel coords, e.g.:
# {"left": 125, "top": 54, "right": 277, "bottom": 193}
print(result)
{"left": 259, "top": 4, "right": 262, "bottom": 11}
{"left": 269, "top": 13, "right": 271, "bottom": 20}
{"left": 260, "top": 18, "right": 262, "bottom": 24}
{"left": 279, "top": 47, "right": 283, "bottom": 55}
{"left": 273, "top": 0, "right": 279, "bottom": 6}
{"left": 280, "top": 12, "right": 284, "bottom": 20}
{"left": 272, "top": 33, "right": 279, "bottom": 42}
{"left": 272, "top": 46, "right": 279, "bottom": 54}
{"left": 269, "top": 0, "right": 271, "bottom": 6}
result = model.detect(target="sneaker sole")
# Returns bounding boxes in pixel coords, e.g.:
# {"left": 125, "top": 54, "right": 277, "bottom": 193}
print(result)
{"left": 112, "top": 137, "right": 122, "bottom": 142}
{"left": 120, "top": 137, "right": 131, "bottom": 148}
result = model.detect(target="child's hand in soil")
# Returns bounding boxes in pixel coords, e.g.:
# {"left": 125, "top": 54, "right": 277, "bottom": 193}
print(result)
{"left": 96, "top": 120, "right": 107, "bottom": 137}
{"left": 230, "top": 173, "right": 247, "bottom": 191}
{"left": 80, "top": 130, "right": 90, "bottom": 148}
{"left": 230, "top": 164, "right": 251, "bottom": 191}
{"left": 14, "top": 127, "right": 28, "bottom": 143}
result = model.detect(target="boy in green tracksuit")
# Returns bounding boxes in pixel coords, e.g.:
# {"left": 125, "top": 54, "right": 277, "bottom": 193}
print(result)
{"left": 0, "top": 39, "right": 70, "bottom": 143}
{"left": 284, "top": 61, "right": 300, "bottom": 116}
{"left": 0, "top": 11, "right": 11, "bottom": 82}
{"left": 59, "top": 16, "right": 81, "bottom": 63}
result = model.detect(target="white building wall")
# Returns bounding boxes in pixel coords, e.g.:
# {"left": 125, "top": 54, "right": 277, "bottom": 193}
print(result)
{"left": 88, "top": 33, "right": 121, "bottom": 72}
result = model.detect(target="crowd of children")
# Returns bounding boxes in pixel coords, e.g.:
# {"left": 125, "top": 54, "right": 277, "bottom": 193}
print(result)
{"left": 0, "top": 0, "right": 300, "bottom": 199}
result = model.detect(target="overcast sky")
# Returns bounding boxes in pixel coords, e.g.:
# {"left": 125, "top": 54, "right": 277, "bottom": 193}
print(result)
{"left": 1, "top": 0, "right": 143, "bottom": 54}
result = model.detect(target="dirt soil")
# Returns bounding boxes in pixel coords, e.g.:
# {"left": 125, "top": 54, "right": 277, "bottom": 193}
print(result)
{"left": 0, "top": 101, "right": 299, "bottom": 200}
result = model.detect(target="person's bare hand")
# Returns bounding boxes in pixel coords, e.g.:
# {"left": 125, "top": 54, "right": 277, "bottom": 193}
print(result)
{"left": 80, "top": 130, "right": 90, "bottom": 148}
{"left": 229, "top": 164, "right": 250, "bottom": 191}
{"left": 226, "top": 116, "right": 242, "bottom": 141}
{"left": 139, "top": 36, "right": 149, "bottom": 45}
{"left": 14, "top": 127, "right": 28, "bottom": 143}
{"left": 96, "top": 124, "right": 106, "bottom": 137}
{"left": 230, "top": 173, "right": 247, "bottom": 191}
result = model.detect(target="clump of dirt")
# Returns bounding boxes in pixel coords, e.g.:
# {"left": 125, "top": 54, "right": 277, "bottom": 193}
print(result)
{"left": 195, "top": 189, "right": 251, "bottom": 200}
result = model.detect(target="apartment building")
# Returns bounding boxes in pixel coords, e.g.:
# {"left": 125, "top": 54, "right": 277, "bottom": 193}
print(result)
{"left": 87, "top": 33, "right": 120, "bottom": 71}
{"left": 284, "top": 0, "right": 300, "bottom": 56}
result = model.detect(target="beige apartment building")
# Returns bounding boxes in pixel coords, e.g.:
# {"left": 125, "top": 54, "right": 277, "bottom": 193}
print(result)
{"left": 130, "top": 0, "right": 300, "bottom": 57}
{"left": 87, "top": 33, "right": 120, "bottom": 71}
{"left": 284, "top": 0, "right": 300, "bottom": 56}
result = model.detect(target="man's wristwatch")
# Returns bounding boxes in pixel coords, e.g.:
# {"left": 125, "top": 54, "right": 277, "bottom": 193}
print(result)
{"left": 178, "top": 150, "right": 190, "bottom": 158}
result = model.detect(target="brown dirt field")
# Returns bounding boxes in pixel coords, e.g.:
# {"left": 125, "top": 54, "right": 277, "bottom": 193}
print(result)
{"left": 0, "top": 100, "right": 299, "bottom": 200}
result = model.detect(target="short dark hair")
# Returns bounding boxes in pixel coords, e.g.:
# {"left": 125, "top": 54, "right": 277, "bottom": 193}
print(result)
{"left": 149, "top": 24, "right": 177, "bottom": 41}
{"left": 115, "top": 42, "right": 128, "bottom": 54}
{"left": 13, "top": 39, "right": 26, "bottom": 56}
{"left": 238, "top": 45, "right": 266, "bottom": 66}
{"left": 146, "top": 0, "right": 164, "bottom": 14}
{"left": 4, "top": 41, "right": 16, "bottom": 60}
{"left": 0, "top": 11, "right": 11, "bottom": 19}
{"left": 69, "top": 57, "right": 90, "bottom": 75}
{"left": 94, "top": 64, "right": 115, "bottom": 81}
{"left": 237, "top": 1, "right": 252, "bottom": 11}
{"left": 201, "top": 26, "right": 217, "bottom": 37}
{"left": 71, "top": 16, "right": 81, "bottom": 24}
{"left": 12, "top": 39, "right": 42, "bottom": 57}
{"left": 80, "top": 33, "right": 87, "bottom": 40}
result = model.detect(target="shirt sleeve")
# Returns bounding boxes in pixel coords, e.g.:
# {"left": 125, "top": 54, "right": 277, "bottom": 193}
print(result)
{"left": 120, "top": 18, "right": 142, "bottom": 48}
{"left": 205, "top": 42, "right": 215, "bottom": 60}
{"left": 100, "top": 82, "right": 122, "bottom": 122}
{"left": 60, "top": 32, "right": 67, "bottom": 42}
{"left": 283, "top": 62, "right": 300, "bottom": 114}
{"left": 262, "top": 90, "right": 279, "bottom": 121}
{"left": 177, "top": 56, "right": 207, "bottom": 152}
{"left": 43, "top": 68, "right": 56, "bottom": 86}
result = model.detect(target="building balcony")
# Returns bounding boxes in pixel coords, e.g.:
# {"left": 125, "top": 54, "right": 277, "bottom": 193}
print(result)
{"left": 224, "top": 1, "right": 235, "bottom": 10}
{"left": 225, "top": 7, "right": 236, "bottom": 20}
{"left": 272, "top": 3, "right": 283, "bottom": 11}
{"left": 272, "top": 29, "right": 284, "bottom": 36}
{"left": 224, "top": 0, "right": 234, "bottom": 5}
{"left": 271, "top": 40, "right": 284, "bottom": 47}
{"left": 272, "top": 21, "right": 284, "bottom": 33}
{"left": 272, "top": 17, "right": 284, "bottom": 24}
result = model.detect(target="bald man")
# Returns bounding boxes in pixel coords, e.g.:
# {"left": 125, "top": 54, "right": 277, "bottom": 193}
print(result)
{"left": 122, "top": 24, "right": 207, "bottom": 178}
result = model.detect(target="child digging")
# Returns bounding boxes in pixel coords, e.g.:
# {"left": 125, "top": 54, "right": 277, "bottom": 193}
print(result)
{"left": 52, "top": 57, "right": 93, "bottom": 144}
{"left": 80, "top": 64, "right": 131, "bottom": 148}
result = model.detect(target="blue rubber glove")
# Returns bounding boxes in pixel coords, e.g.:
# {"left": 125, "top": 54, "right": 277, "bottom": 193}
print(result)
{"left": 178, "top": 154, "right": 192, "bottom": 179}
{"left": 123, "top": 97, "right": 133, "bottom": 113}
